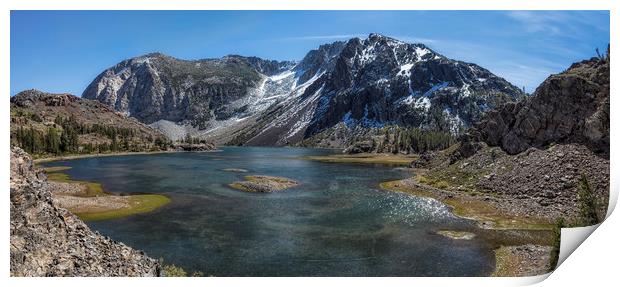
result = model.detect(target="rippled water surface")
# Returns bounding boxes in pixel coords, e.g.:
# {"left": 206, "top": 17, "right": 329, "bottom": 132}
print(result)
{"left": 45, "top": 147, "right": 495, "bottom": 276}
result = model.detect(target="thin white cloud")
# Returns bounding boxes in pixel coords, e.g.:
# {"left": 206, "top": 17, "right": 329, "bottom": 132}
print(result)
{"left": 506, "top": 11, "right": 567, "bottom": 35}
{"left": 505, "top": 11, "right": 608, "bottom": 39}
{"left": 421, "top": 38, "right": 566, "bottom": 92}
{"left": 491, "top": 61, "right": 558, "bottom": 92}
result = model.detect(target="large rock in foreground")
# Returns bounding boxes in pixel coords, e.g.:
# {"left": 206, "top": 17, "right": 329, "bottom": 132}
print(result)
{"left": 10, "top": 147, "right": 161, "bottom": 276}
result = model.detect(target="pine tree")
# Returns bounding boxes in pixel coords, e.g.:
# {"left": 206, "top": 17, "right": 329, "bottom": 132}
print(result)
{"left": 578, "top": 174, "right": 600, "bottom": 226}
{"left": 45, "top": 127, "right": 60, "bottom": 155}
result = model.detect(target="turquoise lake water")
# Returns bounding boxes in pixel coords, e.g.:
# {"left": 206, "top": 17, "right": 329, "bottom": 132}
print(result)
{"left": 44, "top": 146, "right": 495, "bottom": 276}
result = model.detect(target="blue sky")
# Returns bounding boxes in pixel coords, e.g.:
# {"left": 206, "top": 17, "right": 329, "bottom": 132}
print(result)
{"left": 11, "top": 10, "right": 609, "bottom": 95}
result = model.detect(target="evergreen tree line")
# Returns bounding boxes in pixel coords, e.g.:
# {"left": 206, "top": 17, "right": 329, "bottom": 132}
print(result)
{"left": 359, "top": 126, "right": 456, "bottom": 154}
{"left": 12, "top": 115, "right": 170, "bottom": 155}
{"left": 183, "top": 134, "right": 209, "bottom": 145}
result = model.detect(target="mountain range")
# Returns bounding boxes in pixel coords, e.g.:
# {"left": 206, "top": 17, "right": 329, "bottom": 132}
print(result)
{"left": 82, "top": 34, "right": 525, "bottom": 146}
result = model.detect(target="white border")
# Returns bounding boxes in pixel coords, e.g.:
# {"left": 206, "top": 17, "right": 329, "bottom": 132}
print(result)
{"left": 2, "top": 1, "right": 617, "bottom": 287}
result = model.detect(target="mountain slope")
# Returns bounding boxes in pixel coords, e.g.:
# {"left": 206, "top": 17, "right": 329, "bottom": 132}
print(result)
{"left": 83, "top": 34, "right": 525, "bottom": 146}
{"left": 10, "top": 90, "right": 169, "bottom": 156}
{"left": 82, "top": 53, "right": 296, "bottom": 139}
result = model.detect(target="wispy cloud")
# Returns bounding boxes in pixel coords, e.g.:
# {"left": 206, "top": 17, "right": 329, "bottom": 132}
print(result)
{"left": 506, "top": 11, "right": 608, "bottom": 39}
{"left": 506, "top": 11, "right": 567, "bottom": 35}
{"left": 278, "top": 34, "right": 365, "bottom": 41}
{"left": 418, "top": 38, "right": 566, "bottom": 92}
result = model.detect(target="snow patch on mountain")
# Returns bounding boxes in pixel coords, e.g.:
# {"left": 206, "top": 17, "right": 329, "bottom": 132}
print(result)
{"left": 399, "top": 63, "right": 414, "bottom": 74}
{"left": 149, "top": 120, "right": 192, "bottom": 141}
{"left": 443, "top": 108, "right": 465, "bottom": 134}
{"left": 284, "top": 85, "right": 326, "bottom": 140}
{"left": 461, "top": 84, "right": 472, "bottom": 98}
{"left": 415, "top": 47, "right": 430, "bottom": 58}
{"left": 269, "top": 70, "right": 296, "bottom": 82}
{"left": 415, "top": 97, "right": 432, "bottom": 111}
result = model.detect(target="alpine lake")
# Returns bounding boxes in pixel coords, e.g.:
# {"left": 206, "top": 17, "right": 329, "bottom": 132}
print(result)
{"left": 42, "top": 146, "right": 497, "bottom": 276}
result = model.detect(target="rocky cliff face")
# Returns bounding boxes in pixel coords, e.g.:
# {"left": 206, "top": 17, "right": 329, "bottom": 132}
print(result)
{"left": 456, "top": 57, "right": 609, "bottom": 158}
{"left": 430, "top": 56, "right": 611, "bottom": 222}
{"left": 84, "top": 34, "right": 525, "bottom": 146}
{"left": 10, "top": 146, "right": 161, "bottom": 276}
{"left": 82, "top": 53, "right": 295, "bottom": 133}
{"left": 305, "top": 34, "right": 523, "bottom": 135}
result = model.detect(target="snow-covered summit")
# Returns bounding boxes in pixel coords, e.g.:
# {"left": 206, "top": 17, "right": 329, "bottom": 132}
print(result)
{"left": 83, "top": 34, "right": 525, "bottom": 146}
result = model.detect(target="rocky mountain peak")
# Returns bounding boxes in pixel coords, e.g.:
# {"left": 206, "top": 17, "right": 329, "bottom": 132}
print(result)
{"left": 83, "top": 35, "right": 526, "bottom": 146}
{"left": 12, "top": 89, "right": 77, "bottom": 108}
{"left": 294, "top": 41, "right": 346, "bottom": 84}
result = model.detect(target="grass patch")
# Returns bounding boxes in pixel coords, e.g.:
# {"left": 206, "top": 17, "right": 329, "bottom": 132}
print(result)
{"left": 75, "top": 194, "right": 171, "bottom": 221}
{"left": 160, "top": 258, "right": 205, "bottom": 277}
{"left": 163, "top": 264, "right": 188, "bottom": 277}
{"left": 492, "top": 246, "right": 520, "bottom": 277}
{"left": 44, "top": 167, "right": 170, "bottom": 221}
{"left": 303, "top": 153, "right": 417, "bottom": 166}
{"left": 228, "top": 182, "right": 252, "bottom": 192}
{"left": 42, "top": 166, "right": 72, "bottom": 173}
{"left": 416, "top": 175, "right": 450, "bottom": 189}
{"left": 46, "top": 171, "right": 105, "bottom": 197}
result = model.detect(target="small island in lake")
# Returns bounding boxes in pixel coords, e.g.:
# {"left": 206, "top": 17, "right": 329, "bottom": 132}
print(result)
{"left": 229, "top": 175, "right": 299, "bottom": 193}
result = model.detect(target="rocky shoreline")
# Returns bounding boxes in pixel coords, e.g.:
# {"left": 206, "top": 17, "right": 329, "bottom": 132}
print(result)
{"left": 10, "top": 146, "right": 162, "bottom": 276}
{"left": 380, "top": 175, "right": 554, "bottom": 276}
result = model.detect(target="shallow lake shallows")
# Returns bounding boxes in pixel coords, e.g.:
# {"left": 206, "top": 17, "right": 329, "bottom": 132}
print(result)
{"left": 44, "top": 146, "right": 495, "bottom": 276}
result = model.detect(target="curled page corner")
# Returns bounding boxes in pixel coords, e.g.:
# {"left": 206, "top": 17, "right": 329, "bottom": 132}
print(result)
{"left": 512, "top": 224, "right": 603, "bottom": 286}
{"left": 556, "top": 224, "right": 599, "bottom": 267}
{"left": 605, "top": 181, "right": 618, "bottom": 219}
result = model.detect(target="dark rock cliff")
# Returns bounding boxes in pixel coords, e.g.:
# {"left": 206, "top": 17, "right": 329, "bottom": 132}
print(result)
{"left": 456, "top": 57, "right": 609, "bottom": 158}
